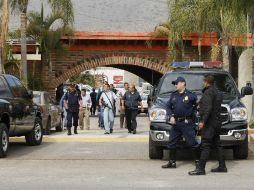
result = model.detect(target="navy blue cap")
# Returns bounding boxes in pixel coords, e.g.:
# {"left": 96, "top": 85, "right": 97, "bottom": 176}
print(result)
{"left": 172, "top": 77, "right": 186, "bottom": 85}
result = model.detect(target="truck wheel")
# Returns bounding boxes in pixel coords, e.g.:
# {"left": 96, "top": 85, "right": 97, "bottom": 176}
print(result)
{"left": 44, "top": 117, "right": 51, "bottom": 135}
{"left": 25, "top": 118, "right": 43, "bottom": 146}
{"left": 233, "top": 137, "right": 248, "bottom": 159}
{"left": 149, "top": 134, "right": 163, "bottom": 159}
{"left": 55, "top": 118, "right": 63, "bottom": 132}
{"left": 0, "top": 123, "right": 9, "bottom": 158}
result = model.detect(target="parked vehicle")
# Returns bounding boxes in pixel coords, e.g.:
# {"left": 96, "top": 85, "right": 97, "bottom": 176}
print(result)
{"left": 33, "top": 91, "right": 62, "bottom": 135}
{"left": 138, "top": 95, "right": 148, "bottom": 114}
{"left": 0, "top": 74, "right": 43, "bottom": 158}
{"left": 115, "top": 83, "right": 124, "bottom": 92}
{"left": 149, "top": 62, "right": 253, "bottom": 160}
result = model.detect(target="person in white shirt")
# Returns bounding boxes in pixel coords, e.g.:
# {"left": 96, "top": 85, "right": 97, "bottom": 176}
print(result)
{"left": 117, "top": 82, "right": 129, "bottom": 128}
{"left": 100, "top": 84, "right": 118, "bottom": 134}
{"left": 79, "top": 89, "right": 92, "bottom": 130}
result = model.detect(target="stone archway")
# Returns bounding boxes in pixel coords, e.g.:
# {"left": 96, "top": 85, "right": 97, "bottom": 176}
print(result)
{"left": 48, "top": 53, "right": 169, "bottom": 91}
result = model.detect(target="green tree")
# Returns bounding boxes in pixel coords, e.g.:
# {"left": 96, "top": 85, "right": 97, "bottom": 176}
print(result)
{"left": 26, "top": 2, "right": 73, "bottom": 72}
{"left": 10, "top": 0, "right": 74, "bottom": 86}
{"left": 155, "top": 0, "right": 249, "bottom": 71}
{"left": 70, "top": 71, "right": 95, "bottom": 87}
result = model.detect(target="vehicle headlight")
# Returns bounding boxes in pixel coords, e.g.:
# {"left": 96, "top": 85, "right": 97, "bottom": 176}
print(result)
{"left": 231, "top": 107, "right": 247, "bottom": 121}
{"left": 149, "top": 108, "right": 167, "bottom": 122}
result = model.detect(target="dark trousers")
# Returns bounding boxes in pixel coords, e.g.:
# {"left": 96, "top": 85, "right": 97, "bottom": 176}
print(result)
{"left": 125, "top": 109, "right": 138, "bottom": 131}
{"left": 90, "top": 102, "right": 96, "bottom": 115}
{"left": 67, "top": 110, "right": 79, "bottom": 129}
{"left": 168, "top": 122, "right": 199, "bottom": 161}
{"left": 98, "top": 107, "right": 104, "bottom": 129}
{"left": 199, "top": 133, "right": 225, "bottom": 169}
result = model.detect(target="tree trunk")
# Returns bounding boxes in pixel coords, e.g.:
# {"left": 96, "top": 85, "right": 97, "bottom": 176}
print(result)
{"left": 198, "top": 36, "right": 202, "bottom": 61}
{"left": 49, "top": 52, "right": 52, "bottom": 72}
{"left": 0, "top": 0, "right": 9, "bottom": 74}
{"left": 20, "top": 12, "right": 28, "bottom": 87}
{"left": 220, "top": 8, "right": 230, "bottom": 72}
{"left": 222, "top": 40, "right": 230, "bottom": 72}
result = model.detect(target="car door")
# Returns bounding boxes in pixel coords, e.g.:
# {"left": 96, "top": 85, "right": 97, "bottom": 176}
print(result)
{"left": 0, "top": 76, "right": 15, "bottom": 135}
{"left": 47, "top": 94, "right": 59, "bottom": 127}
{"left": 5, "top": 76, "right": 35, "bottom": 135}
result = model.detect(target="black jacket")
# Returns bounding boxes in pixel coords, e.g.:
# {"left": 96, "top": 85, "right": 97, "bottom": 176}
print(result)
{"left": 199, "top": 85, "right": 223, "bottom": 131}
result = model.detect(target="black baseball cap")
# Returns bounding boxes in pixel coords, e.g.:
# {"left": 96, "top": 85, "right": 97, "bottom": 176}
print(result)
{"left": 172, "top": 77, "right": 186, "bottom": 85}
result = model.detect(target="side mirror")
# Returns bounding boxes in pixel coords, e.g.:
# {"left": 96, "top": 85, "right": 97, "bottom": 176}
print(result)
{"left": 241, "top": 86, "right": 253, "bottom": 97}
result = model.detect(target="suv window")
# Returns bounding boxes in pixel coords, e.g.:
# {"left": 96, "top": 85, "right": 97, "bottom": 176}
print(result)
{"left": 159, "top": 73, "right": 238, "bottom": 97}
{"left": 33, "top": 93, "right": 41, "bottom": 105}
{"left": 5, "top": 75, "right": 21, "bottom": 97}
{"left": 0, "top": 77, "right": 12, "bottom": 98}
{"left": 12, "top": 77, "right": 28, "bottom": 97}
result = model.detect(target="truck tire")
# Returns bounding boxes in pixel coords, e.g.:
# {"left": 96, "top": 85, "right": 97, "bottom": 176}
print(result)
{"left": 0, "top": 123, "right": 9, "bottom": 158}
{"left": 25, "top": 118, "right": 43, "bottom": 146}
{"left": 55, "top": 118, "right": 63, "bottom": 132}
{"left": 233, "top": 136, "right": 248, "bottom": 159}
{"left": 149, "top": 134, "right": 163, "bottom": 159}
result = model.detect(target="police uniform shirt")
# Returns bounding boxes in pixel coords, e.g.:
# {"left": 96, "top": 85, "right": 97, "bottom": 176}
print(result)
{"left": 64, "top": 91, "right": 82, "bottom": 112}
{"left": 123, "top": 91, "right": 141, "bottom": 110}
{"left": 166, "top": 90, "right": 197, "bottom": 118}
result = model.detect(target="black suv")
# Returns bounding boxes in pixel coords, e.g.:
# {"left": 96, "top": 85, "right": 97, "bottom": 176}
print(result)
{"left": 0, "top": 74, "right": 43, "bottom": 158}
{"left": 149, "top": 63, "right": 253, "bottom": 160}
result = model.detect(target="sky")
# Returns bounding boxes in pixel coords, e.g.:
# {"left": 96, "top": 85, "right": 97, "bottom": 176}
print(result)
{"left": 9, "top": 0, "right": 169, "bottom": 32}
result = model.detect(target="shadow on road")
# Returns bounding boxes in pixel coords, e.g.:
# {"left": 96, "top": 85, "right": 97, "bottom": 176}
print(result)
{"left": 5, "top": 141, "right": 54, "bottom": 159}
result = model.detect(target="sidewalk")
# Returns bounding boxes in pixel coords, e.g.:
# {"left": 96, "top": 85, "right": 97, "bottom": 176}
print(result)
{"left": 10, "top": 116, "right": 150, "bottom": 143}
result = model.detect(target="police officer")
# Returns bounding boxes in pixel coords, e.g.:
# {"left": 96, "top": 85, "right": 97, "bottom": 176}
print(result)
{"left": 189, "top": 75, "right": 227, "bottom": 175}
{"left": 64, "top": 84, "right": 82, "bottom": 135}
{"left": 162, "top": 77, "right": 199, "bottom": 169}
{"left": 121, "top": 84, "right": 143, "bottom": 134}
{"left": 90, "top": 88, "right": 97, "bottom": 115}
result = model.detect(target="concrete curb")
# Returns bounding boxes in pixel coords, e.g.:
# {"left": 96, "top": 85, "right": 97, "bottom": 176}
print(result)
{"left": 10, "top": 136, "right": 149, "bottom": 143}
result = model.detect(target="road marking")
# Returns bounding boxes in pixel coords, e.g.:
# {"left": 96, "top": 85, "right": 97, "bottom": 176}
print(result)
{"left": 10, "top": 137, "right": 149, "bottom": 143}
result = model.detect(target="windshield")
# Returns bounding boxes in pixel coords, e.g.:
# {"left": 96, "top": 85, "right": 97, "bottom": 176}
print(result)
{"left": 33, "top": 94, "right": 41, "bottom": 105}
{"left": 159, "top": 73, "right": 238, "bottom": 96}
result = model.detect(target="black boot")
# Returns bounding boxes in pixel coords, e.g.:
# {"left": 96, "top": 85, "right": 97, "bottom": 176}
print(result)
{"left": 211, "top": 160, "right": 227, "bottom": 173}
{"left": 162, "top": 149, "right": 176, "bottom": 169}
{"left": 188, "top": 160, "right": 206, "bottom": 175}
{"left": 67, "top": 128, "right": 72, "bottom": 136}
{"left": 162, "top": 160, "right": 176, "bottom": 169}
{"left": 212, "top": 146, "right": 227, "bottom": 173}
{"left": 195, "top": 160, "right": 200, "bottom": 169}
{"left": 74, "top": 126, "right": 78, "bottom": 134}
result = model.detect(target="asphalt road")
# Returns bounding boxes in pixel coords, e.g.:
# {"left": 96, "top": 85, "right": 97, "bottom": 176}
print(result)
{"left": 0, "top": 116, "right": 254, "bottom": 190}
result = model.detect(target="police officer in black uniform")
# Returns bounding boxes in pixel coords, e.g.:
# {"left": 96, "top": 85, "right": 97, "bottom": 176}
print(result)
{"left": 162, "top": 77, "right": 200, "bottom": 169}
{"left": 90, "top": 88, "right": 97, "bottom": 115}
{"left": 189, "top": 75, "right": 227, "bottom": 175}
{"left": 64, "top": 84, "right": 82, "bottom": 135}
